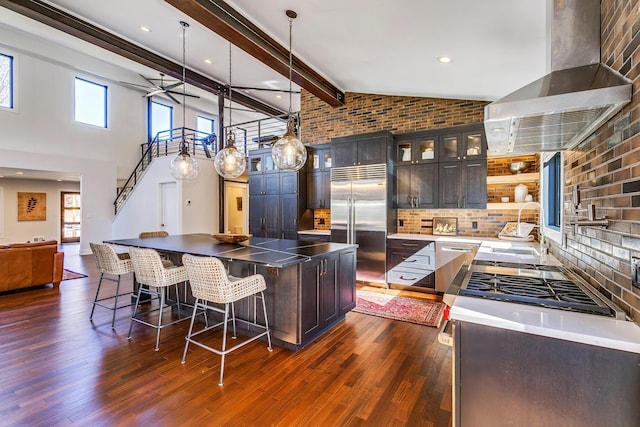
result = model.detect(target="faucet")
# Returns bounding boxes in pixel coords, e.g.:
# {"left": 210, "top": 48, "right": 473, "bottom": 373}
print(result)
{"left": 517, "top": 201, "right": 547, "bottom": 255}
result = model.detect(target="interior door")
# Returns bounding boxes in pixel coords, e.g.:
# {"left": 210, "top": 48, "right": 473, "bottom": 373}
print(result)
{"left": 60, "top": 191, "right": 81, "bottom": 243}
{"left": 159, "top": 182, "right": 179, "bottom": 235}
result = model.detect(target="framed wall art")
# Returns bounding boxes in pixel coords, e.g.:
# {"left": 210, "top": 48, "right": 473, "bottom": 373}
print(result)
{"left": 18, "top": 192, "right": 46, "bottom": 221}
{"left": 432, "top": 217, "right": 458, "bottom": 236}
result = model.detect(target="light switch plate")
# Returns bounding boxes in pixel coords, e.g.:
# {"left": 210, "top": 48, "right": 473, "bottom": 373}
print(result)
{"left": 632, "top": 257, "right": 640, "bottom": 289}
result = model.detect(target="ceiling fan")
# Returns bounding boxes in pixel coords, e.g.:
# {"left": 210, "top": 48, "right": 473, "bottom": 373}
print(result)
{"left": 120, "top": 73, "right": 200, "bottom": 104}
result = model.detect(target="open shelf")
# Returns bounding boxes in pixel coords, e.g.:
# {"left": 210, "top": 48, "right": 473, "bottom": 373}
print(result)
{"left": 486, "top": 172, "right": 539, "bottom": 185}
{"left": 487, "top": 202, "right": 539, "bottom": 210}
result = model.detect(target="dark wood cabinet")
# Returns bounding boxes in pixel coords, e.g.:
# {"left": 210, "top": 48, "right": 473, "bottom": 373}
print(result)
{"left": 306, "top": 144, "right": 331, "bottom": 209}
{"left": 394, "top": 134, "right": 438, "bottom": 165}
{"left": 386, "top": 238, "right": 435, "bottom": 289}
{"left": 301, "top": 251, "right": 340, "bottom": 344}
{"left": 394, "top": 123, "right": 487, "bottom": 209}
{"left": 338, "top": 248, "right": 357, "bottom": 314}
{"left": 249, "top": 148, "right": 312, "bottom": 238}
{"left": 439, "top": 128, "right": 486, "bottom": 161}
{"left": 439, "top": 160, "right": 487, "bottom": 209}
{"left": 331, "top": 131, "right": 390, "bottom": 167}
{"left": 396, "top": 163, "right": 438, "bottom": 209}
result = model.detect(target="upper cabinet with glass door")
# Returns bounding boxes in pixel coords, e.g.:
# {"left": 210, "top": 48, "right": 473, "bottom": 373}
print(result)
{"left": 308, "top": 144, "right": 332, "bottom": 171}
{"left": 439, "top": 129, "right": 486, "bottom": 161}
{"left": 394, "top": 135, "right": 437, "bottom": 165}
{"left": 248, "top": 148, "right": 277, "bottom": 174}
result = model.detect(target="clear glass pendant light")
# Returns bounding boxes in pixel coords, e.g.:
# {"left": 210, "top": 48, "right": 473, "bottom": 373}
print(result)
{"left": 170, "top": 21, "right": 199, "bottom": 181}
{"left": 271, "top": 10, "right": 306, "bottom": 171}
{"left": 214, "top": 44, "right": 246, "bottom": 179}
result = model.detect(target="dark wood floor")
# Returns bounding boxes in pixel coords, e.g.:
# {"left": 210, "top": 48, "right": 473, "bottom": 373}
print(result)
{"left": 0, "top": 244, "right": 453, "bottom": 426}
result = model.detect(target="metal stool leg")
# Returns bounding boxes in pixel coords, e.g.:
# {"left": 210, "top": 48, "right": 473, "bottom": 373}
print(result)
{"left": 111, "top": 275, "right": 122, "bottom": 329}
{"left": 90, "top": 273, "right": 105, "bottom": 321}
{"left": 260, "top": 291, "right": 273, "bottom": 351}
{"left": 182, "top": 298, "right": 200, "bottom": 363}
{"left": 128, "top": 285, "right": 144, "bottom": 339}
{"left": 155, "top": 287, "right": 165, "bottom": 351}
{"left": 219, "top": 303, "right": 230, "bottom": 386}
{"left": 231, "top": 302, "right": 237, "bottom": 339}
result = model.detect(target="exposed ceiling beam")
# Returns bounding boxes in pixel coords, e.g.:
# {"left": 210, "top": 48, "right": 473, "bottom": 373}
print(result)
{"left": 164, "top": 0, "right": 346, "bottom": 107}
{"left": 0, "top": 0, "right": 285, "bottom": 117}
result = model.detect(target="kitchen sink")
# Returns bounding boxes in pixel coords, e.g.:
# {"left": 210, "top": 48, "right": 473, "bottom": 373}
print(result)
{"left": 490, "top": 247, "right": 539, "bottom": 256}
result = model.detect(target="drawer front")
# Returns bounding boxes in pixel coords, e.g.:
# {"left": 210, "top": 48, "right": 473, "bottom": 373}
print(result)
{"left": 387, "top": 267, "right": 435, "bottom": 288}
{"left": 387, "top": 238, "right": 433, "bottom": 250}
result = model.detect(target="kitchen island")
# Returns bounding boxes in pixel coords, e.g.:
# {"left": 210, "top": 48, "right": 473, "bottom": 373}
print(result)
{"left": 107, "top": 234, "right": 358, "bottom": 350}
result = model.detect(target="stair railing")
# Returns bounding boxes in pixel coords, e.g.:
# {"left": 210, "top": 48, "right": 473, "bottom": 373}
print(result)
{"left": 114, "top": 127, "right": 214, "bottom": 214}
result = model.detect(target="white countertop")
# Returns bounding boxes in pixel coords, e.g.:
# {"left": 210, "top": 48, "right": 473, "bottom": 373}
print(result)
{"left": 298, "top": 229, "right": 330, "bottom": 235}
{"left": 450, "top": 295, "right": 640, "bottom": 354}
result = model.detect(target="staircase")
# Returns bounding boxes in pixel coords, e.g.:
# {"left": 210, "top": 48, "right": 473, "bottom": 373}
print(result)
{"left": 113, "top": 114, "right": 296, "bottom": 215}
{"left": 113, "top": 127, "right": 213, "bottom": 214}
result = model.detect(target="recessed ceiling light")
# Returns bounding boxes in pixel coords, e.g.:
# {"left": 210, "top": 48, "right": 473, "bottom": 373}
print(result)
{"left": 204, "top": 59, "right": 212, "bottom": 64}
{"left": 56, "top": 179, "right": 63, "bottom": 182}
{"left": 276, "top": 94, "right": 282, "bottom": 99}
{"left": 437, "top": 56, "right": 452, "bottom": 63}
{"left": 140, "top": 26, "right": 151, "bottom": 33}
{"left": 16, "top": 171, "right": 23, "bottom": 175}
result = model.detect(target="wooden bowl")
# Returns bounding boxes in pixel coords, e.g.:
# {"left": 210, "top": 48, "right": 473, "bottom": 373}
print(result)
{"left": 212, "top": 233, "right": 252, "bottom": 243}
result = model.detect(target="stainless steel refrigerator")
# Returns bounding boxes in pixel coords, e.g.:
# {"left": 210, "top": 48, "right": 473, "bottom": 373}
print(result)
{"left": 331, "top": 164, "right": 390, "bottom": 285}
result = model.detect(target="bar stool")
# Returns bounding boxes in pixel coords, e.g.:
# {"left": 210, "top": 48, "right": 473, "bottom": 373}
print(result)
{"left": 138, "top": 231, "right": 169, "bottom": 238}
{"left": 127, "top": 247, "right": 190, "bottom": 351}
{"left": 181, "top": 254, "right": 272, "bottom": 386}
{"left": 89, "top": 242, "right": 134, "bottom": 328}
{"left": 139, "top": 231, "right": 173, "bottom": 267}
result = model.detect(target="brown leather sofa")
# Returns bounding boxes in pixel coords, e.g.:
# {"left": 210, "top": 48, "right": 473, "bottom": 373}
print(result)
{"left": 0, "top": 240, "right": 64, "bottom": 292}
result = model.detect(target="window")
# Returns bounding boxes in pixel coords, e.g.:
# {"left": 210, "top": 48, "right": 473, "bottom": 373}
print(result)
{"left": 543, "top": 152, "right": 562, "bottom": 230}
{"left": 196, "top": 115, "right": 215, "bottom": 144}
{"left": 0, "top": 53, "right": 14, "bottom": 109}
{"left": 149, "top": 100, "right": 173, "bottom": 141}
{"left": 75, "top": 77, "right": 107, "bottom": 127}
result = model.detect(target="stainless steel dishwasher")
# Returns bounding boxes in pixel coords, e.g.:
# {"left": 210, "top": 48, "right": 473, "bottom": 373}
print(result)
{"left": 434, "top": 241, "right": 478, "bottom": 292}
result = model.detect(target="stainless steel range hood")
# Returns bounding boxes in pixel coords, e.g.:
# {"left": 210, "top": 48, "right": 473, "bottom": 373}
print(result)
{"left": 485, "top": 0, "right": 632, "bottom": 156}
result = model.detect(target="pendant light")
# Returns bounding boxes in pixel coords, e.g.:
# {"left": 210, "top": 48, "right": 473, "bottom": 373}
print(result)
{"left": 170, "top": 21, "right": 199, "bottom": 181}
{"left": 271, "top": 9, "right": 306, "bottom": 171}
{"left": 214, "top": 43, "right": 246, "bottom": 179}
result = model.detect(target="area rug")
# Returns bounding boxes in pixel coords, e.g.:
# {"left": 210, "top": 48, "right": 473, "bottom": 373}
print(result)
{"left": 62, "top": 269, "right": 88, "bottom": 281}
{"left": 353, "top": 289, "right": 445, "bottom": 327}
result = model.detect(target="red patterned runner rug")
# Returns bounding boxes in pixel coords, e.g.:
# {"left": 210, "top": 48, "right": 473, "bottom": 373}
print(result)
{"left": 353, "top": 289, "right": 445, "bottom": 328}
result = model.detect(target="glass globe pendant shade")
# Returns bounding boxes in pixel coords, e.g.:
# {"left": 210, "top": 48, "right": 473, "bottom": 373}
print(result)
{"left": 272, "top": 119, "right": 307, "bottom": 171}
{"left": 170, "top": 150, "right": 199, "bottom": 181}
{"left": 214, "top": 135, "right": 246, "bottom": 179}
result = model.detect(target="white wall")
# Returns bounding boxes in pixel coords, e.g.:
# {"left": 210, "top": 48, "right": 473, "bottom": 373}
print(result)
{"left": 0, "top": 25, "right": 222, "bottom": 254}
{"left": 112, "top": 156, "right": 219, "bottom": 239}
{"left": 0, "top": 178, "right": 80, "bottom": 244}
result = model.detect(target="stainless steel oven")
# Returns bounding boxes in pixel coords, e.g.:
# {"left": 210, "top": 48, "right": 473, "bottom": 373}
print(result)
{"left": 439, "top": 260, "right": 640, "bottom": 427}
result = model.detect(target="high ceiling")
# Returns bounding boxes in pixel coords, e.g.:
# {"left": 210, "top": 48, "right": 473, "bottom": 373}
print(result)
{"left": 0, "top": 0, "right": 548, "bottom": 112}
{"left": 0, "top": 0, "right": 548, "bottom": 182}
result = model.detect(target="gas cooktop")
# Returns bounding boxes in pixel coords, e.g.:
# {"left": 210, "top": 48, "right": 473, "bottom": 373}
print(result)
{"left": 459, "top": 262, "right": 622, "bottom": 318}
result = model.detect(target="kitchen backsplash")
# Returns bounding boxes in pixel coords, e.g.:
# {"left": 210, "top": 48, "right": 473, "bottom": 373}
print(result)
{"left": 397, "top": 208, "right": 539, "bottom": 238}
{"left": 313, "top": 208, "right": 331, "bottom": 230}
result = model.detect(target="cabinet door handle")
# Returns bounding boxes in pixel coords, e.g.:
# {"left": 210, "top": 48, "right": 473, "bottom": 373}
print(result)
{"left": 401, "top": 243, "right": 419, "bottom": 247}
{"left": 401, "top": 257, "right": 417, "bottom": 262}
{"left": 399, "top": 275, "right": 417, "bottom": 281}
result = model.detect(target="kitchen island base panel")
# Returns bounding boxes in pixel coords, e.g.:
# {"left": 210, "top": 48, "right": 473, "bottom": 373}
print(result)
{"left": 455, "top": 321, "right": 640, "bottom": 427}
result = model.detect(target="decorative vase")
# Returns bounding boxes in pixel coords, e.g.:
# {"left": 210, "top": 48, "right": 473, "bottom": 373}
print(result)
{"left": 514, "top": 184, "right": 529, "bottom": 203}
{"left": 401, "top": 147, "right": 411, "bottom": 161}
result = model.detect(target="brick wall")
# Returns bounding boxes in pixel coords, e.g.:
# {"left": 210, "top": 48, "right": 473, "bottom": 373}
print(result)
{"left": 300, "top": 90, "right": 487, "bottom": 145}
{"left": 397, "top": 208, "right": 539, "bottom": 237}
{"left": 548, "top": 0, "right": 640, "bottom": 321}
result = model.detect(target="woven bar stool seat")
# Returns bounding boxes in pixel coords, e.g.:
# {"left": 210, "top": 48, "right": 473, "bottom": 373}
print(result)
{"left": 138, "top": 231, "right": 173, "bottom": 267}
{"left": 181, "top": 254, "right": 272, "bottom": 386}
{"left": 89, "top": 242, "right": 134, "bottom": 329}
{"left": 128, "top": 247, "right": 190, "bottom": 351}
